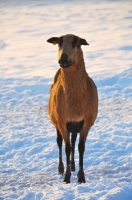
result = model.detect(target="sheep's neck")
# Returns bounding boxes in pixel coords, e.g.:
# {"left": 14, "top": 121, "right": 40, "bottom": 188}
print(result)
{"left": 61, "top": 56, "right": 87, "bottom": 95}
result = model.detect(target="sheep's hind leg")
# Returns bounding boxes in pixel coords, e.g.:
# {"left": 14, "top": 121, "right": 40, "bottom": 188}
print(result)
{"left": 63, "top": 142, "right": 71, "bottom": 183}
{"left": 78, "top": 139, "right": 86, "bottom": 183}
{"left": 56, "top": 129, "right": 64, "bottom": 175}
{"left": 70, "top": 132, "right": 77, "bottom": 171}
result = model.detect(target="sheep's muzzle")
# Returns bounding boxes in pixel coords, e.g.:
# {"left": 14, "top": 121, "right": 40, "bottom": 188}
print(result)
{"left": 58, "top": 53, "right": 74, "bottom": 68}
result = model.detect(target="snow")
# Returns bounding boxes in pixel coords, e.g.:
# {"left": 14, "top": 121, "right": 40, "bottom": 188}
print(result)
{"left": 0, "top": 0, "right": 132, "bottom": 199}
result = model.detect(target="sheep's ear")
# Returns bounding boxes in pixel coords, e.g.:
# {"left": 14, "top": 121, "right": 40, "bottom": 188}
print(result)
{"left": 80, "top": 38, "right": 89, "bottom": 45}
{"left": 47, "top": 37, "right": 58, "bottom": 45}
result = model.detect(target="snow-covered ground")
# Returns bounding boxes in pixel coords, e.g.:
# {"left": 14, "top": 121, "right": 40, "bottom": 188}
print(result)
{"left": 0, "top": 0, "right": 132, "bottom": 199}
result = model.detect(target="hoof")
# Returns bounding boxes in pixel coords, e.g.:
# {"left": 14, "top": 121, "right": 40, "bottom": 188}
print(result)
{"left": 63, "top": 172, "right": 71, "bottom": 183}
{"left": 58, "top": 162, "right": 64, "bottom": 175}
{"left": 77, "top": 169, "right": 86, "bottom": 183}
{"left": 71, "top": 160, "right": 75, "bottom": 172}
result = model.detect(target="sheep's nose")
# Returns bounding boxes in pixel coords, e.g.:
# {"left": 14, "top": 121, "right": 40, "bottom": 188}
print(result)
{"left": 59, "top": 53, "right": 73, "bottom": 68}
{"left": 59, "top": 53, "right": 68, "bottom": 63}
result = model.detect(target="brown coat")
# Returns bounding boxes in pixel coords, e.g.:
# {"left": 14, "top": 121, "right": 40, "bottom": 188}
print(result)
{"left": 48, "top": 48, "right": 98, "bottom": 143}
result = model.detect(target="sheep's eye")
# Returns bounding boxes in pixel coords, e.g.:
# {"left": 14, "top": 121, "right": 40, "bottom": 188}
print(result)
{"left": 72, "top": 36, "right": 80, "bottom": 48}
{"left": 58, "top": 37, "right": 63, "bottom": 47}
{"left": 76, "top": 41, "right": 81, "bottom": 48}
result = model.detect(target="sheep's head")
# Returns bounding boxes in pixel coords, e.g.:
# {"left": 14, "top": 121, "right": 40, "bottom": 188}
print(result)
{"left": 47, "top": 34, "right": 89, "bottom": 68}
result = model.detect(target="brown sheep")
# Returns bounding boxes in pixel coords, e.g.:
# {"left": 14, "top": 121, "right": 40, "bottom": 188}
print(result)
{"left": 47, "top": 34, "right": 98, "bottom": 183}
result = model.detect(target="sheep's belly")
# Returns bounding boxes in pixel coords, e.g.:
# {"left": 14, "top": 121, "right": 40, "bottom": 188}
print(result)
{"left": 66, "top": 120, "right": 84, "bottom": 133}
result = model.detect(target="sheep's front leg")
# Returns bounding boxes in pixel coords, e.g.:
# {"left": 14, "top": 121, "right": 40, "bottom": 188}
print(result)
{"left": 78, "top": 139, "right": 86, "bottom": 183}
{"left": 63, "top": 142, "right": 71, "bottom": 183}
{"left": 70, "top": 132, "right": 77, "bottom": 171}
{"left": 56, "top": 129, "right": 64, "bottom": 175}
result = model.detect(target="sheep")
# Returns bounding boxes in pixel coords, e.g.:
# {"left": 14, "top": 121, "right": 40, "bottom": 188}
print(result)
{"left": 47, "top": 34, "right": 98, "bottom": 183}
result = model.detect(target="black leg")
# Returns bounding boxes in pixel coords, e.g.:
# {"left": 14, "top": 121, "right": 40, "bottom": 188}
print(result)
{"left": 70, "top": 132, "right": 77, "bottom": 171}
{"left": 56, "top": 129, "right": 64, "bottom": 175}
{"left": 63, "top": 142, "right": 71, "bottom": 183}
{"left": 78, "top": 139, "right": 86, "bottom": 183}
